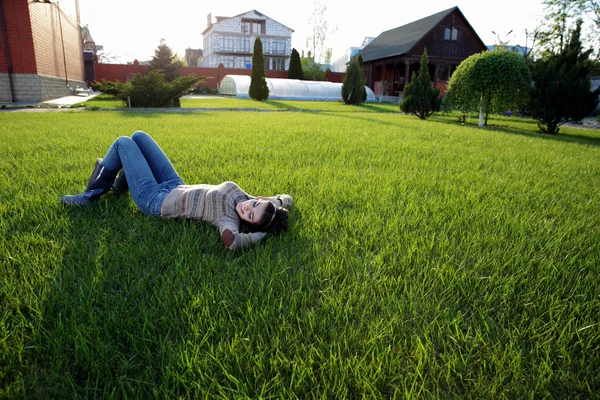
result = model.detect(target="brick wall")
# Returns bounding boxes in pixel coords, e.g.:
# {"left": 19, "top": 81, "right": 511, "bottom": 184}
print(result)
{"left": 95, "top": 63, "right": 147, "bottom": 83}
{"left": 0, "top": 0, "right": 37, "bottom": 74}
{"left": 29, "top": 0, "right": 83, "bottom": 81}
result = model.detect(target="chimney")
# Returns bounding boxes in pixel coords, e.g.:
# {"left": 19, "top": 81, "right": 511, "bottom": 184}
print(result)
{"left": 207, "top": 13, "right": 212, "bottom": 27}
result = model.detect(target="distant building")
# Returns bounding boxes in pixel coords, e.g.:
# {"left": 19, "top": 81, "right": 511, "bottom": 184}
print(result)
{"left": 185, "top": 48, "right": 203, "bottom": 67}
{"left": 487, "top": 45, "right": 530, "bottom": 56}
{"left": 202, "top": 10, "right": 293, "bottom": 71}
{"left": 360, "top": 6, "right": 487, "bottom": 95}
{"left": 330, "top": 37, "right": 374, "bottom": 73}
{"left": 0, "top": 0, "right": 87, "bottom": 103}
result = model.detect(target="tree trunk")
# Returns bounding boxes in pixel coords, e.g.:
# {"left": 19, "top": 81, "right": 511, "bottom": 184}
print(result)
{"left": 478, "top": 91, "right": 485, "bottom": 128}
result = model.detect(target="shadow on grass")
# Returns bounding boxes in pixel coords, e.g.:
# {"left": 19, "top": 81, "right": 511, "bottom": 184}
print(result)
{"left": 29, "top": 193, "right": 313, "bottom": 396}
{"left": 429, "top": 114, "right": 600, "bottom": 147}
{"left": 358, "top": 103, "right": 401, "bottom": 113}
{"left": 319, "top": 110, "right": 405, "bottom": 128}
{"left": 264, "top": 100, "right": 298, "bottom": 111}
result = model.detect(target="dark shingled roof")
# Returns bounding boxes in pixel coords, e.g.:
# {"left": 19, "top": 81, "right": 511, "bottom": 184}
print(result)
{"left": 360, "top": 6, "right": 458, "bottom": 62}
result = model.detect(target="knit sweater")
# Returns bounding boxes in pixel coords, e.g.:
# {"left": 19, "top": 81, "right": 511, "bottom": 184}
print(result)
{"left": 160, "top": 181, "right": 291, "bottom": 250}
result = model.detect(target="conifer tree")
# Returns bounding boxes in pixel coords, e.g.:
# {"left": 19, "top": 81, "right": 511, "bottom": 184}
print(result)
{"left": 249, "top": 37, "right": 269, "bottom": 101}
{"left": 358, "top": 55, "right": 367, "bottom": 103}
{"left": 530, "top": 20, "right": 600, "bottom": 134}
{"left": 342, "top": 54, "right": 366, "bottom": 105}
{"left": 288, "top": 48, "right": 303, "bottom": 80}
{"left": 148, "top": 39, "right": 182, "bottom": 82}
{"left": 400, "top": 49, "right": 441, "bottom": 119}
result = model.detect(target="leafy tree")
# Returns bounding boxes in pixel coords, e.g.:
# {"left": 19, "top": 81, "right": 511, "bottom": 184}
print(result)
{"left": 148, "top": 39, "right": 182, "bottom": 82}
{"left": 301, "top": 50, "right": 326, "bottom": 81}
{"left": 530, "top": 20, "right": 600, "bottom": 134}
{"left": 400, "top": 49, "right": 441, "bottom": 120}
{"left": 288, "top": 48, "right": 303, "bottom": 79}
{"left": 536, "top": 0, "right": 599, "bottom": 59}
{"left": 249, "top": 37, "right": 269, "bottom": 101}
{"left": 341, "top": 54, "right": 366, "bottom": 105}
{"left": 444, "top": 49, "right": 531, "bottom": 127}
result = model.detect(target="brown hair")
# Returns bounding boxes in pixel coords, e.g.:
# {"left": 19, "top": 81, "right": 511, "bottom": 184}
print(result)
{"left": 242, "top": 201, "right": 289, "bottom": 233}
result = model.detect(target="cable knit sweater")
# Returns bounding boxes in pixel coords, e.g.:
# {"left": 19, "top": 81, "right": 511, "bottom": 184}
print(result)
{"left": 160, "top": 181, "right": 292, "bottom": 250}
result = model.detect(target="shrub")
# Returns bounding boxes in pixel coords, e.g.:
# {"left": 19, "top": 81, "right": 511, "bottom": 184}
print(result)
{"left": 400, "top": 49, "right": 441, "bottom": 119}
{"left": 93, "top": 71, "right": 206, "bottom": 108}
{"left": 91, "top": 79, "right": 123, "bottom": 97}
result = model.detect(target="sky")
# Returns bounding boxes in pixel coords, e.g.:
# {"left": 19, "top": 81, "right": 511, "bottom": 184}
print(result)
{"left": 77, "top": 0, "right": 547, "bottom": 64}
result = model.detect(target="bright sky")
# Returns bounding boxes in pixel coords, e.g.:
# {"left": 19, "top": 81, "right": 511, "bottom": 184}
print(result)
{"left": 78, "top": 0, "right": 546, "bottom": 64}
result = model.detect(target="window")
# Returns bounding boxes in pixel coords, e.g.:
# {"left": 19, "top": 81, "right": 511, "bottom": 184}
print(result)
{"left": 253, "top": 22, "right": 262, "bottom": 34}
{"left": 263, "top": 40, "right": 271, "bottom": 54}
{"left": 236, "top": 37, "right": 251, "bottom": 52}
{"left": 439, "top": 63, "right": 458, "bottom": 81}
{"left": 222, "top": 37, "right": 234, "bottom": 51}
{"left": 234, "top": 57, "right": 252, "bottom": 69}
{"left": 273, "top": 40, "right": 286, "bottom": 55}
{"left": 274, "top": 58, "right": 286, "bottom": 70}
{"left": 221, "top": 56, "right": 234, "bottom": 68}
{"left": 241, "top": 21, "right": 250, "bottom": 33}
{"left": 444, "top": 26, "right": 458, "bottom": 41}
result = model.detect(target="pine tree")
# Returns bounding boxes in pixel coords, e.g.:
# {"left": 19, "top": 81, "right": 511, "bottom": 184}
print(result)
{"left": 341, "top": 55, "right": 366, "bottom": 105}
{"left": 148, "top": 39, "right": 182, "bottom": 82}
{"left": 530, "top": 20, "right": 600, "bottom": 134}
{"left": 288, "top": 48, "right": 303, "bottom": 80}
{"left": 249, "top": 37, "right": 269, "bottom": 101}
{"left": 400, "top": 49, "right": 441, "bottom": 119}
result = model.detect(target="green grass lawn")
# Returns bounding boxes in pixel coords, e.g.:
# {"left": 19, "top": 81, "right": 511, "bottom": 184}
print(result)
{"left": 1, "top": 109, "right": 599, "bottom": 398}
{"left": 77, "top": 94, "right": 401, "bottom": 113}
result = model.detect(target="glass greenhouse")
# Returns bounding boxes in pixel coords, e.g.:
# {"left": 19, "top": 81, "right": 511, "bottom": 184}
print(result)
{"left": 218, "top": 75, "right": 376, "bottom": 102}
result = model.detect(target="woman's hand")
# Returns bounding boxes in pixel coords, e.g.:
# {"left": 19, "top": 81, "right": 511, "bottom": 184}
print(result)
{"left": 222, "top": 229, "right": 267, "bottom": 250}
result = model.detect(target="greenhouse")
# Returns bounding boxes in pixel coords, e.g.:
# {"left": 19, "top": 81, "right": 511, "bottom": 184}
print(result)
{"left": 218, "top": 75, "right": 376, "bottom": 102}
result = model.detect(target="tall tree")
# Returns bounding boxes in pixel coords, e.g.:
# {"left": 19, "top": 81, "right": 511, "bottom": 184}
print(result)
{"left": 341, "top": 55, "right": 366, "bottom": 105}
{"left": 249, "top": 37, "right": 269, "bottom": 101}
{"left": 444, "top": 49, "right": 531, "bottom": 127}
{"left": 530, "top": 21, "right": 600, "bottom": 134}
{"left": 536, "top": 0, "right": 599, "bottom": 59}
{"left": 306, "top": 1, "right": 337, "bottom": 65}
{"left": 400, "top": 49, "right": 441, "bottom": 120}
{"left": 148, "top": 39, "right": 182, "bottom": 82}
{"left": 288, "top": 48, "right": 303, "bottom": 79}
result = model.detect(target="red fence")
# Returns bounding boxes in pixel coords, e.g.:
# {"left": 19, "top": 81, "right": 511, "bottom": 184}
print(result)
{"left": 94, "top": 63, "right": 346, "bottom": 89}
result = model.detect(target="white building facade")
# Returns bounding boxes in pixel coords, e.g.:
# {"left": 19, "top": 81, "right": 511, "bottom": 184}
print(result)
{"left": 330, "top": 37, "right": 375, "bottom": 73}
{"left": 202, "top": 10, "right": 293, "bottom": 71}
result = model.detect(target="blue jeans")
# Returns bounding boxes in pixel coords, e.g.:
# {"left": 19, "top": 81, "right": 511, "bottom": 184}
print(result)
{"left": 102, "top": 131, "right": 184, "bottom": 215}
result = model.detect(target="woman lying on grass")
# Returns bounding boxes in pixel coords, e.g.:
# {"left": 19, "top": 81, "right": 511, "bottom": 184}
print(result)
{"left": 61, "top": 131, "right": 293, "bottom": 250}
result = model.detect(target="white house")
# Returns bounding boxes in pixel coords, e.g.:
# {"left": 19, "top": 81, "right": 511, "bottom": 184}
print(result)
{"left": 202, "top": 10, "right": 293, "bottom": 70}
{"left": 330, "top": 37, "right": 375, "bottom": 73}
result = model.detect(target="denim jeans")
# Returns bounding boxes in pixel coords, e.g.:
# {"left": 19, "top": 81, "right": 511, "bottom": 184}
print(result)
{"left": 102, "top": 131, "right": 184, "bottom": 215}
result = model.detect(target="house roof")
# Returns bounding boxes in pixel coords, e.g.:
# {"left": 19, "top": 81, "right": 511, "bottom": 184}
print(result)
{"left": 360, "top": 6, "right": 460, "bottom": 62}
{"left": 203, "top": 9, "right": 294, "bottom": 34}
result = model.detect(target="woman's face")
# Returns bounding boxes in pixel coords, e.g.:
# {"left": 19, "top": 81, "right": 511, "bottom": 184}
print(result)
{"left": 236, "top": 199, "right": 268, "bottom": 224}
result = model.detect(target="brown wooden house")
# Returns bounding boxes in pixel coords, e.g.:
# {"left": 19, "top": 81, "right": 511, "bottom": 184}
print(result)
{"left": 360, "top": 6, "right": 487, "bottom": 96}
